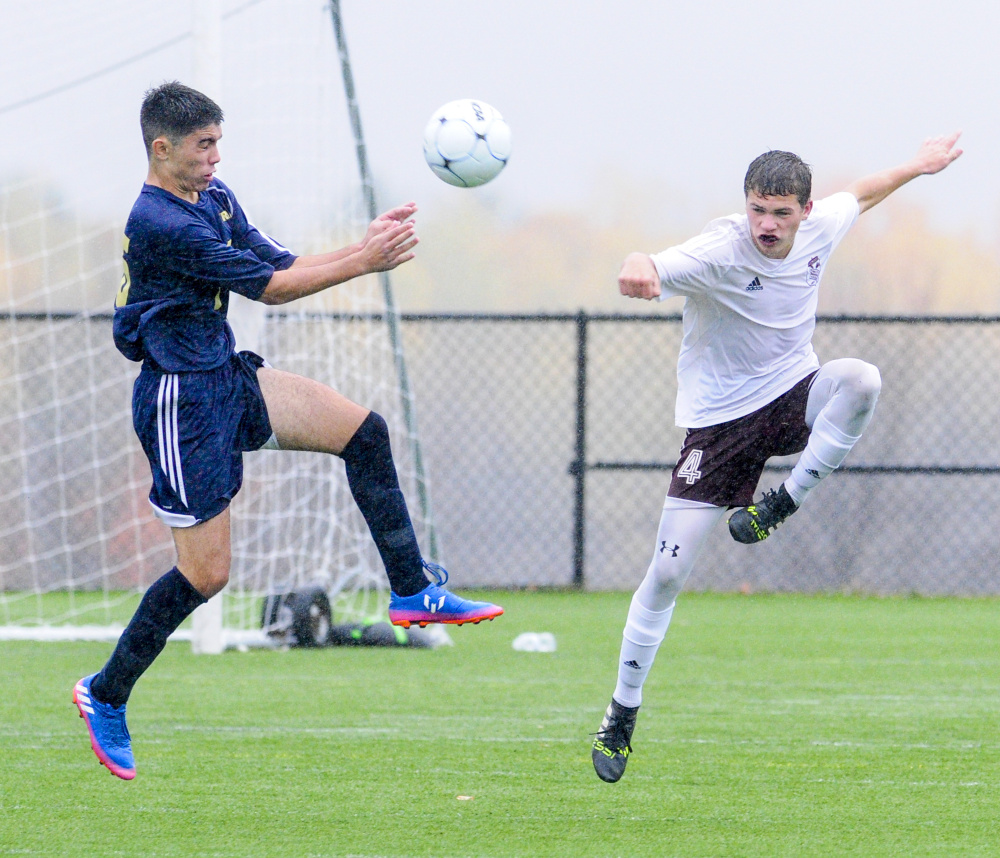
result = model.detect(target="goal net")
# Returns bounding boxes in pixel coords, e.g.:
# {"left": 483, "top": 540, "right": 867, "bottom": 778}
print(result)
{"left": 0, "top": 1, "right": 434, "bottom": 647}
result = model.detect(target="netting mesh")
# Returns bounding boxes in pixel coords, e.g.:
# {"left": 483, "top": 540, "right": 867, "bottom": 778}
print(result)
{"left": 0, "top": 2, "right": 428, "bottom": 631}
{"left": 4, "top": 310, "right": 1000, "bottom": 621}
{"left": 230, "top": 312, "right": 427, "bottom": 629}
{"left": 2, "top": 3, "right": 998, "bottom": 634}
{"left": 401, "top": 317, "right": 578, "bottom": 587}
{"left": 0, "top": 184, "right": 169, "bottom": 628}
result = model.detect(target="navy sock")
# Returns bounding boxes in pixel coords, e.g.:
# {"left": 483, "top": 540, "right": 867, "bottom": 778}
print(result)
{"left": 90, "top": 568, "right": 206, "bottom": 708}
{"left": 339, "top": 411, "right": 427, "bottom": 597}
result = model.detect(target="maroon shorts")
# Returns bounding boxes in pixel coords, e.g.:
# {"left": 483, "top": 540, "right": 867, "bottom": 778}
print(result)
{"left": 668, "top": 371, "right": 817, "bottom": 508}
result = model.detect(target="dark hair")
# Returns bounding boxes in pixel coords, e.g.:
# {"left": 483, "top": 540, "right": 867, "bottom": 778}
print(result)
{"left": 743, "top": 150, "right": 812, "bottom": 207}
{"left": 140, "top": 81, "right": 224, "bottom": 157}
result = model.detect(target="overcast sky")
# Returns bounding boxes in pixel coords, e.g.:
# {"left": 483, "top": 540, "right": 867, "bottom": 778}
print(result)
{"left": 0, "top": 0, "right": 996, "bottom": 247}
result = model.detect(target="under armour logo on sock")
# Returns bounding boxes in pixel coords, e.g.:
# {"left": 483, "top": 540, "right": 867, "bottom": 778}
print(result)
{"left": 660, "top": 542, "right": 679, "bottom": 557}
{"left": 623, "top": 659, "right": 641, "bottom": 670}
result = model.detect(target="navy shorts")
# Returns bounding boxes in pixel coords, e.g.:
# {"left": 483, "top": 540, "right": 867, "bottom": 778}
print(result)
{"left": 133, "top": 350, "right": 273, "bottom": 527}
{"left": 668, "top": 371, "right": 817, "bottom": 508}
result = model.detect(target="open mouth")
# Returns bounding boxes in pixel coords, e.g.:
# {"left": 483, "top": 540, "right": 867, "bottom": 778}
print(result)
{"left": 758, "top": 234, "right": 779, "bottom": 246}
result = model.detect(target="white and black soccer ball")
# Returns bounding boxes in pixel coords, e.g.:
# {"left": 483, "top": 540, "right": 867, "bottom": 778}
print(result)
{"left": 422, "top": 99, "right": 511, "bottom": 188}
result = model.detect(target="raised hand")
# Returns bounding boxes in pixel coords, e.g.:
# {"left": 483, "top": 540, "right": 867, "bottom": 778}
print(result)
{"left": 361, "top": 219, "right": 418, "bottom": 272}
{"left": 363, "top": 202, "right": 418, "bottom": 245}
{"left": 912, "top": 132, "right": 963, "bottom": 176}
{"left": 846, "top": 132, "right": 964, "bottom": 215}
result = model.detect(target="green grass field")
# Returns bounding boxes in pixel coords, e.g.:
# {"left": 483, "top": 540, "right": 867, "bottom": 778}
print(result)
{"left": 2, "top": 591, "right": 998, "bottom": 857}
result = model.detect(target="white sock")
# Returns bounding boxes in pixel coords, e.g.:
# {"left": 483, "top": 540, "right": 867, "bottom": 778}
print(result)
{"left": 787, "top": 359, "right": 881, "bottom": 507}
{"left": 613, "top": 596, "right": 675, "bottom": 708}
{"left": 610, "top": 498, "right": 724, "bottom": 708}
{"left": 785, "top": 413, "right": 859, "bottom": 506}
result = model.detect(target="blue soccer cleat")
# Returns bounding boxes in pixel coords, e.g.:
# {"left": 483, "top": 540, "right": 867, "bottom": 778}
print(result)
{"left": 388, "top": 562, "right": 504, "bottom": 628}
{"left": 73, "top": 674, "right": 136, "bottom": 780}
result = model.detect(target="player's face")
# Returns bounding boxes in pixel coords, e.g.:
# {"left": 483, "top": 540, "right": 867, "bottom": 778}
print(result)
{"left": 161, "top": 125, "right": 222, "bottom": 198}
{"left": 745, "top": 191, "right": 813, "bottom": 259}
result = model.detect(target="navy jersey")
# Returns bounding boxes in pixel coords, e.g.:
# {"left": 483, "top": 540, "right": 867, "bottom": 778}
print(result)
{"left": 113, "top": 178, "right": 296, "bottom": 372}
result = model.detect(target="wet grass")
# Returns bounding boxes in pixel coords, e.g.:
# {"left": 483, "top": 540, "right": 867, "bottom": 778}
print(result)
{"left": 1, "top": 590, "right": 998, "bottom": 857}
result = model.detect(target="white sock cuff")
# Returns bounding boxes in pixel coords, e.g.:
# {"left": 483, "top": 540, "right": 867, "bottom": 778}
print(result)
{"left": 613, "top": 686, "right": 643, "bottom": 708}
{"left": 622, "top": 599, "right": 675, "bottom": 647}
{"left": 812, "top": 412, "right": 862, "bottom": 451}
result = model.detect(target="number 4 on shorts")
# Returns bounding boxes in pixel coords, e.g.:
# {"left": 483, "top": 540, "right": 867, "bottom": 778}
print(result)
{"left": 677, "top": 449, "right": 703, "bottom": 485}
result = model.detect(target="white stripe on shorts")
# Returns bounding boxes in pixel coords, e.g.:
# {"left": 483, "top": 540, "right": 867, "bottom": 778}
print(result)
{"left": 156, "top": 374, "right": 188, "bottom": 507}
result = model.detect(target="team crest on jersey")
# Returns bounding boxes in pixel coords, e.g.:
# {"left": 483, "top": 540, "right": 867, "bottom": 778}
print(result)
{"left": 806, "top": 255, "right": 822, "bottom": 286}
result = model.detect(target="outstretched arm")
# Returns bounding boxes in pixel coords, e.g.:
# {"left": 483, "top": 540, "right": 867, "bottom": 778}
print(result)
{"left": 259, "top": 204, "right": 418, "bottom": 305}
{"left": 618, "top": 252, "right": 661, "bottom": 300}
{"left": 288, "top": 202, "right": 418, "bottom": 269}
{"left": 845, "top": 132, "right": 963, "bottom": 215}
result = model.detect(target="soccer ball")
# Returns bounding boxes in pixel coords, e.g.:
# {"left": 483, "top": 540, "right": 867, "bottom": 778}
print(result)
{"left": 422, "top": 99, "right": 511, "bottom": 187}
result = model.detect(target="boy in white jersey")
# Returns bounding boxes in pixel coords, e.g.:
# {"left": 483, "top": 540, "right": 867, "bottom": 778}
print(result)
{"left": 592, "top": 133, "right": 963, "bottom": 783}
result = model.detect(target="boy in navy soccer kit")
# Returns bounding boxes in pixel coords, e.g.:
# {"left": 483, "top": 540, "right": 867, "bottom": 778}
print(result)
{"left": 118, "top": 179, "right": 292, "bottom": 528}
{"left": 73, "top": 82, "right": 502, "bottom": 780}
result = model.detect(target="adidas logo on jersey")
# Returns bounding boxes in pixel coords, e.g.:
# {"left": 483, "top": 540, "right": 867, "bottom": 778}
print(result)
{"left": 745, "top": 276, "right": 762, "bottom": 292}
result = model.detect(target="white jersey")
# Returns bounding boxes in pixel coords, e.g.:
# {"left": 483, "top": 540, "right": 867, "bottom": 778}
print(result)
{"left": 650, "top": 191, "right": 859, "bottom": 428}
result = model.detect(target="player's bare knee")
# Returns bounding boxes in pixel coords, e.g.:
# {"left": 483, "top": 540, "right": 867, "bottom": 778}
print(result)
{"left": 195, "top": 568, "right": 229, "bottom": 599}
{"left": 177, "top": 557, "right": 230, "bottom": 598}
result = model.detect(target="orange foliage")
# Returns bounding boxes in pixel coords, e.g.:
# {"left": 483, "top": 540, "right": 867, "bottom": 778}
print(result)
{"left": 396, "top": 184, "right": 1000, "bottom": 316}
{"left": 822, "top": 199, "right": 1000, "bottom": 314}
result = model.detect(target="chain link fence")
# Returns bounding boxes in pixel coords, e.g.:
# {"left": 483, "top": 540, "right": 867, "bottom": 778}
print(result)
{"left": 400, "top": 314, "right": 1000, "bottom": 596}
{"left": 3, "top": 312, "right": 999, "bottom": 597}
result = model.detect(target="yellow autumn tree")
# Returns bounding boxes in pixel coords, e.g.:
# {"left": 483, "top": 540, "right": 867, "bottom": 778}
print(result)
{"left": 396, "top": 178, "right": 1000, "bottom": 316}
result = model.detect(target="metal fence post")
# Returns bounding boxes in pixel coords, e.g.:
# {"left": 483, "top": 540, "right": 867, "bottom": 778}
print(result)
{"left": 570, "top": 310, "right": 589, "bottom": 589}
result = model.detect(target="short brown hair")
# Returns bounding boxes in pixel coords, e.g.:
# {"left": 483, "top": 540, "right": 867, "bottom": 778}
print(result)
{"left": 744, "top": 150, "right": 812, "bottom": 207}
{"left": 140, "top": 81, "right": 223, "bottom": 157}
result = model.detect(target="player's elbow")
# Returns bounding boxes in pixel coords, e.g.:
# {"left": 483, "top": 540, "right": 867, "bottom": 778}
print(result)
{"left": 258, "top": 288, "right": 288, "bottom": 306}
{"left": 259, "top": 280, "right": 294, "bottom": 305}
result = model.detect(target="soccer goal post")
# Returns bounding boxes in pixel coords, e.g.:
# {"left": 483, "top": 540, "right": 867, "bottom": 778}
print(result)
{"left": 0, "top": 2, "right": 435, "bottom": 649}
